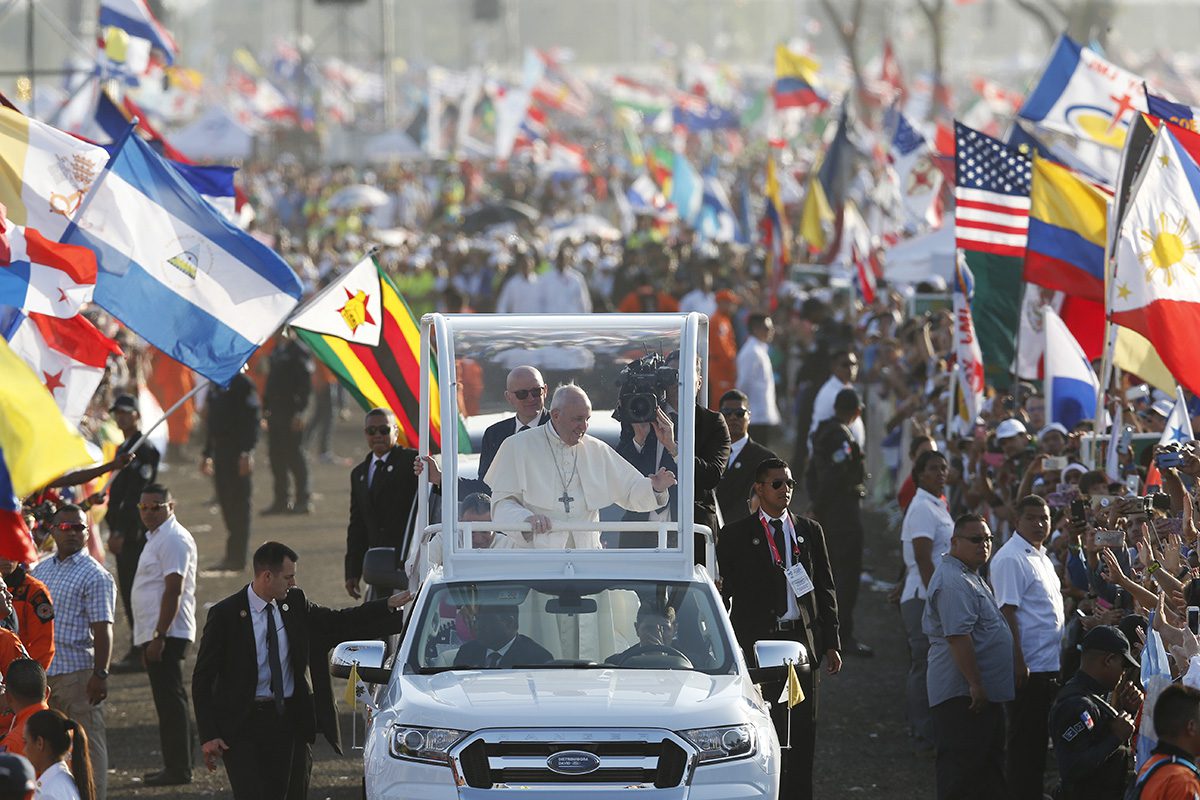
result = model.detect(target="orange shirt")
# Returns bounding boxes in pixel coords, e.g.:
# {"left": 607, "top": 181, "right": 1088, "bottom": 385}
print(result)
{"left": 1137, "top": 753, "right": 1200, "bottom": 800}
{"left": 0, "top": 701, "right": 49, "bottom": 756}
{"left": 0, "top": 628, "right": 29, "bottom": 676}
{"left": 7, "top": 570, "right": 53, "bottom": 671}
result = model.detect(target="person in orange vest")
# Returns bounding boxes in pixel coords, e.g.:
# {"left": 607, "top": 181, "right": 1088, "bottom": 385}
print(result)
{"left": 708, "top": 290, "right": 740, "bottom": 409}
{"left": 0, "top": 558, "right": 54, "bottom": 671}
{"left": 1129, "top": 684, "right": 1200, "bottom": 800}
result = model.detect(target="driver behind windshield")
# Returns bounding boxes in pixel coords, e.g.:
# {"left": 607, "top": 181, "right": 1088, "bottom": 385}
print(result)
{"left": 453, "top": 605, "right": 552, "bottom": 669}
{"left": 605, "top": 605, "right": 678, "bottom": 665}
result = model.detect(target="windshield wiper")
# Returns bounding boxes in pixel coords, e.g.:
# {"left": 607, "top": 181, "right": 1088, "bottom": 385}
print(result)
{"left": 416, "top": 665, "right": 458, "bottom": 674}
{"left": 510, "top": 662, "right": 606, "bottom": 669}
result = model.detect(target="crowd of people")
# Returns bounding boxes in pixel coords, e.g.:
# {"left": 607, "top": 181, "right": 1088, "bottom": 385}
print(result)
{"left": 6, "top": 136, "right": 1200, "bottom": 800}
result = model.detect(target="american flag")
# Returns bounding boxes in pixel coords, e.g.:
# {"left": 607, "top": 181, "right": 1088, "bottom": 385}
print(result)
{"left": 954, "top": 121, "right": 1032, "bottom": 258}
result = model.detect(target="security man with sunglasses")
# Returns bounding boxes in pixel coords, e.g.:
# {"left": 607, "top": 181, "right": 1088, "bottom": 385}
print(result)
{"left": 475, "top": 366, "right": 551, "bottom": 493}
{"left": 344, "top": 408, "right": 419, "bottom": 600}
{"left": 717, "top": 457, "right": 841, "bottom": 800}
{"left": 807, "top": 387, "right": 872, "bottom": 658}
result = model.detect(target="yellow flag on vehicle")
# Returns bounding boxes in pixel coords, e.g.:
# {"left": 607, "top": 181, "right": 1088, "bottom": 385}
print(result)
{"left": 345, "top": 662, "right": 360, "bottom": 706}
{"left": 778, "top": 662, "right": 805, "bottom": 709}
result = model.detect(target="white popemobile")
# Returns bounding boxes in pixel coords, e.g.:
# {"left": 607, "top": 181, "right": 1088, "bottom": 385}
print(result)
{"left": 332, "top": 313, "right": 799, "bottom": 799}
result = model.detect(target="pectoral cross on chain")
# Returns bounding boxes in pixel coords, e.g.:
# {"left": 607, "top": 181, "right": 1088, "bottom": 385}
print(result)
{"left": 558, "top": 491, "right": 574, "bottom": 513}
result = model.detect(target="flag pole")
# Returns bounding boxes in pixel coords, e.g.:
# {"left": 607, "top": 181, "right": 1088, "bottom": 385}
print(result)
{"left": 1093, "top": 192, "right": 1120, "bottom": 470}
{"left": 59, "top": 117, "right": 139, "bottom": 245}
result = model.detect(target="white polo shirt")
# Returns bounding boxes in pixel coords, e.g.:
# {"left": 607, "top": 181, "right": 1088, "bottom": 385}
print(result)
{"left": 899, "top": 488, "right": 953, "bottom": 602}
{"left": 130, "top": 514, "right": 198, "bottom": 646}
{"left": 989, "top": 532, "right": 1065, "bottom": 673}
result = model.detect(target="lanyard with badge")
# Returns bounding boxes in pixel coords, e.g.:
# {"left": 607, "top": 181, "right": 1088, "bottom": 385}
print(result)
{"left": 760, "top": 515, "right": 815, "bottom": 599}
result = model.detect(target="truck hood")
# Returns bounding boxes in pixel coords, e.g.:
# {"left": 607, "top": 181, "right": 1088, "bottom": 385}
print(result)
{"left": 385, "top": 669, "right": 767, "bottom": 731}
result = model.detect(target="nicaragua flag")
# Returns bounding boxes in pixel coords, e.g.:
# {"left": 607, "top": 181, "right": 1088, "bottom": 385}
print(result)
{"left": 62, "top": 134, "right": 301, "bottom": 386}
{"left": 1043, "top": 305, "right": 1100, "bottom": 430}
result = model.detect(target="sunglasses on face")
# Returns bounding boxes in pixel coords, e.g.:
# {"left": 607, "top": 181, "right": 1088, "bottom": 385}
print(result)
{"left": 956, "top": 534, "right": 994, "bottom": 544}
{"left": 510, "top": 386, "right": 546, "bottom": 400}
{"left": 720, "top": 408, "right": 749, "bottom": 418}
{"left": 364, "top": 425, "right": 392, "bottom": 436}
{"left": 56, "top": 523, "right": 86, "bottom": 533}
{"left": 138, "top": 502, "right": 169, "bottom": 511}
{"left": 757, "top": 479, "right": 796, "bottom": 490}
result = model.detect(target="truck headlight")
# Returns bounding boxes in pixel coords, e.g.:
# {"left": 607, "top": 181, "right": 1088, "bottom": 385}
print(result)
{"left": 388, "top": 725, "right": 468, "bottom": 764}
{"left": 679, "top": 724, "right": 757, "bottom": 763}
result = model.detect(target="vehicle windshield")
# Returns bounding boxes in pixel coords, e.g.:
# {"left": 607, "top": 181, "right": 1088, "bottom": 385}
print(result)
{"left": 408, "top": 579, "right": 735, "bottom": 675}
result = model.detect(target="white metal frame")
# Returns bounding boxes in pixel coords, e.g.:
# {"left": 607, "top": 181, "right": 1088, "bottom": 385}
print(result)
{"left": 417, "top": 313, "right": 711, "bottom": 583}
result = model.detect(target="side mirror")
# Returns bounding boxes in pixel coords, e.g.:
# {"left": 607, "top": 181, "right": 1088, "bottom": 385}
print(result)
{"left": 363, "top": 547, "right": 409, "bottom": 592}
{"left": 748, "top": 640, "right": 809, "bottom": 685}
{"left": 330, "top": 640, "right": 391, "bottom": 685}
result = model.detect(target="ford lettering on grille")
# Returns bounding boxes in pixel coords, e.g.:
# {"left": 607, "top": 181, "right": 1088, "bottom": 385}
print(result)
{"left": 545, "top": 751, "right": 602, "bottom": 775}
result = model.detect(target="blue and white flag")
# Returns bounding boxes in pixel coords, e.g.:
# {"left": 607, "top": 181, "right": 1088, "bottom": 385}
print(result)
{"left": 99, "top": 0, "right": 178, "bottom": 65}
{"left": 1159, "top": 386, "right": 1195, "bottom": 447}
{"left": 697, "top": 172, "right": 738, "bottom": 242}
{"left": 886, "top": 105, "right": 941, "bottom": 228}
{"left": 1017, "top": 34, "right": 1146, "bottom": 180}
{"left": 62, "top": 134, "right": 300, "bottom": 385}
{"left": 1043, "top": 305, "right": 1099, "bottom": 431}
{"left": 670, "top": 151, "right": 703, "bottom": 225}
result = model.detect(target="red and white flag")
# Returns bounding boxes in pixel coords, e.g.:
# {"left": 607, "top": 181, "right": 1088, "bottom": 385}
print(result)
{"left": 0, "top": 211, "right": 98, "bottom": 318}
{"left": 5, "top": 312, "right": 122, "bottom": 428}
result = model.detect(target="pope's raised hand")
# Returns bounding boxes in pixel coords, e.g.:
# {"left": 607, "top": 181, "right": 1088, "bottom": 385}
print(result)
{"left": 650, "top": 467, "right": 677, "bottom": 492}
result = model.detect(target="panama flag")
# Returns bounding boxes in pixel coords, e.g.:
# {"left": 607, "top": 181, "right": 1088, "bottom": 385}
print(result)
{"left": 62, "top": 133, "right": 301, "bottom": 386}
{"left": 1145, "top": 387, "right": 1194, "bottom": 490}
{"left": 1112, "top": 125, "right": 1200, "bottom": 397}
{"left": 1018, "top": 34, "right": 1146, "bottom": 180}
{"left": 1043, "top": 306, "right": 1100, "bottom": 430}
{"left": 0, "top": 213, "right": 98, "bottom": 318}
{"left": 0, "top": 107, "right": 109, "bottom": 240}
{"left": 3, "top": 311, "right": 122, "bottom": 428}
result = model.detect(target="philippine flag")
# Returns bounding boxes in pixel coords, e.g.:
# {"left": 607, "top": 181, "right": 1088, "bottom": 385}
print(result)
{"left": 61, "top": 134, "right": 300, "bottom": 386}
{"left": 1043, "top": 306, "right": 1100, "bottom": 430}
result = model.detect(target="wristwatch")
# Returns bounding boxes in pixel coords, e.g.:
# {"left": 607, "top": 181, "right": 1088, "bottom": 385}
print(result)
{"left": 152, "top": 630, "right": 164, "bottom": 640}
{"left": 93, "top": 668, "right": 109, "bottom": 680}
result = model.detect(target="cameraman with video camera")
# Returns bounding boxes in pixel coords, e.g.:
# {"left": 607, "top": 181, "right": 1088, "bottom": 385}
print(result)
{"left": 615, "top": 350, "right": 729, "bottom": 561}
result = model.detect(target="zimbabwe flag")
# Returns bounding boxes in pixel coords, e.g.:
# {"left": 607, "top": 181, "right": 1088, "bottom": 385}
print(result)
{"left": 289, "top": 256, "right": 465, "bottom": 452}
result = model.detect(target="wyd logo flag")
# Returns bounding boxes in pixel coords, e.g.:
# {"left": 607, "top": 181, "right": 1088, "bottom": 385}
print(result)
{"left": 1018, "top": 35, "right": 1147, "bottom": 180}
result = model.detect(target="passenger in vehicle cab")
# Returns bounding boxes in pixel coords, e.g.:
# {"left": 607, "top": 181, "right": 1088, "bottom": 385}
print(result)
{"left": 475, "top": 366, "right": 551, "bottom": 493}
{"left": 424, "top": 493, "right": 515, "bottom": 571}
{"left": 452, "top": 605, "right": 552, "bottom": 669}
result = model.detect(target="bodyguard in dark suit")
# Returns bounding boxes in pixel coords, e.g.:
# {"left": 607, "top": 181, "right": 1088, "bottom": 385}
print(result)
{"left": 262, "top": 336, "right": 314, "bottom": 515}
{"left": 192, "top": 542, "right": 412, "bottom": 800}
{"left": 717, "top": 457, "right": 842, "bottom": 800}
{"left": 452, "top": 606, "right": 553, "bottom": 668}
{"left": 714, "top": 390, "right": 775, "bottom": 528}
{"left": 202, "top": 373, "right": 259, "bottom": 571}
{"left": 345, "top": 408, "right": 419, "bottom": 599}
{"left": 616, "top": 352, "right": 729, "bottom": 558}
{"left": 475, "top": 366, "right": 550, "bottom": 491}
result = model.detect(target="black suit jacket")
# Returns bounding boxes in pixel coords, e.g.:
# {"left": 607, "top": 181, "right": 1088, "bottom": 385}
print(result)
{"left": 453, "top": 634, "right": 553, "bottom": 668}
{"left": 717, "top": 512, "right": 840, "bottom": 666}
{"left": 477, "top": 410, "right": 551, "bottom": 488}
{"left": 715, "top": 438, "right": 776, "bottom": 528}
{"left": 191, "top": 585, "right": 405, "bottom": 754}
{"left": 346, "top": 445, "right": 419, "bottom": 580}
{"left": 615, "top": 404, "right": 730, "bottom": 542}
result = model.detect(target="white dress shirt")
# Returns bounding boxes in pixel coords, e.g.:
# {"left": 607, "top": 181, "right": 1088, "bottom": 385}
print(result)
{"left": 758, "top": 510, "right": 801, "bottom": 622}
{"left": 989, "top": 534, "right": 1065, "bottom": 673}
{"left": 809, "top": 375, "right": 865, "bottom": 446}
{"left": 495, "top": 273, "right": 542, "bottom": 314}
{"left": 368, "top": 454, "right": 387, "bottom": 487}
{"left": 247, "top": 585, "right": 295, "bottom": 700}
{"left": 735, "top": 337, "right": 781, "bottom": 425}
{"left": 728, "top": 434, "right": 749, "bottom": 465}
{"left": 536, "top": 268, "right": 593, "bottom": 314}
{"left": 679, "top": 289, "right": 717, "bottom": 318}
{"left": 899, "top": 488, "right": 954, "bottom": 602}
{"left": 34, "top": 761, "right": 78, "bottom": 800}
{"left": 130, "top": 514, "right": 198, "bottom": 645}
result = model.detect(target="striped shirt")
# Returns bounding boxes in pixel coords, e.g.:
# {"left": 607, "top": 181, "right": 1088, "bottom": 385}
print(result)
{"left": 31, "top": 550, "right": 115, "bottom": 676}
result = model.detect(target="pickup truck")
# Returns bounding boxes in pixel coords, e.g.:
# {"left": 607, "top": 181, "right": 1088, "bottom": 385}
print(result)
{"left": 332, "top": 313, "right": 800, "bottom": 799}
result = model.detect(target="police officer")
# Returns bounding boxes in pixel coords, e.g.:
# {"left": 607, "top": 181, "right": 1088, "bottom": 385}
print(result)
{"left": 201, "top": 372, "right": 259, "bottom": 572}
{"left": 1049, "top": 625, "right": 1143, "bottom": 800}
{"left": 104, "top": 395, "right": 160, "bottom": 671}
{"left": 806, "top": 388, "right": 872, "bottom": 657}
{"left": 261, "top": 336, "right": 313, "bottom": 515}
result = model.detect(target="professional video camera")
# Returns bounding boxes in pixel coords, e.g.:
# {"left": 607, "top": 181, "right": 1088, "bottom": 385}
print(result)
{"left": 614, "top": 353, "right": 678, "bottom": 424}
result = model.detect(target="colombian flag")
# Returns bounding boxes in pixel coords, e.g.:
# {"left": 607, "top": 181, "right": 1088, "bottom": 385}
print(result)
{"left": 772, "top": 45, "right": 827, "bottom": 111}
{"left": 1023, "top": 156, "right": 1108, "bottom": 302}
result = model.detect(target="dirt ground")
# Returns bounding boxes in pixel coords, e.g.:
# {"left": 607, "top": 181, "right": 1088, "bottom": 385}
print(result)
{"left": 101, "top": 416, "right": 937, "bottom": 799}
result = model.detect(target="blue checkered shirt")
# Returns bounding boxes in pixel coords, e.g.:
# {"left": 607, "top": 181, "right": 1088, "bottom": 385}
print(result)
{"left": 31, "top": 550, "right": 116, "bottom": 676}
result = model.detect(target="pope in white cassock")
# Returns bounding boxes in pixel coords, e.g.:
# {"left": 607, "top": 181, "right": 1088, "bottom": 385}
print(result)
{"left": 484, "top": 385, "right": 677, "bottom": 660}
{"left": 485, "top": 384, "right": 677, "bottom": 548}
